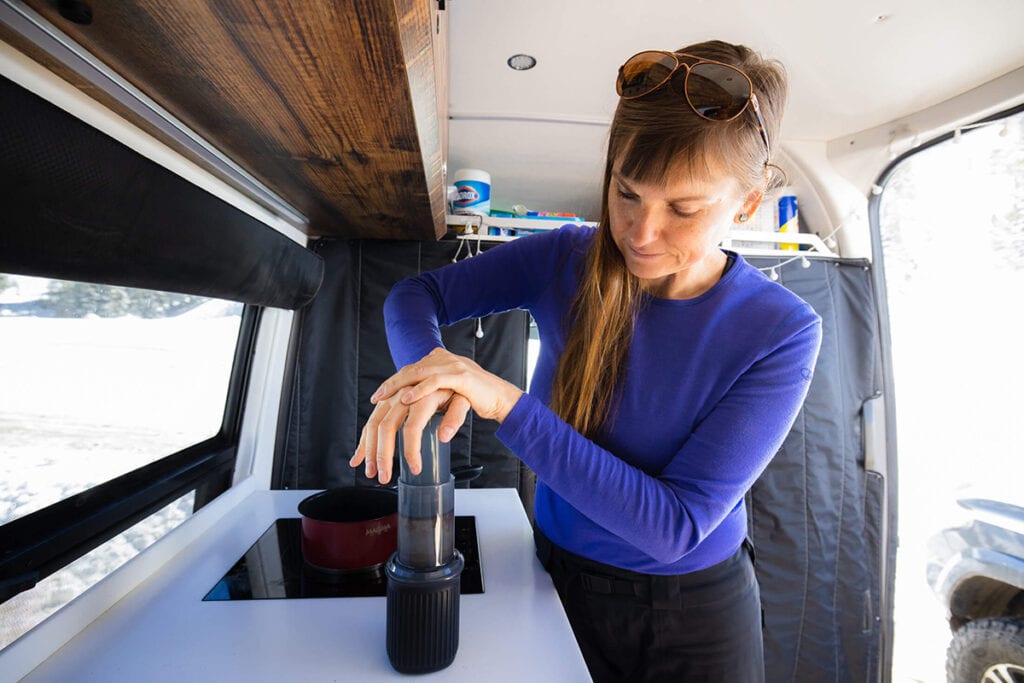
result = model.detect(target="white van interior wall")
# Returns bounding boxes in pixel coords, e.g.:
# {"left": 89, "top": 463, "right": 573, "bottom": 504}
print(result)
{"left": 827, "top": 66, "right": 1024, "bottom": 196}
{"left": 781, "top": 142, "right": 873, "bottom": 260}
{"left": 233, "top": 307, "right": 296, "bottom": 490}
{"left": 447, "top": 117, "right": 607, "bottom": 221}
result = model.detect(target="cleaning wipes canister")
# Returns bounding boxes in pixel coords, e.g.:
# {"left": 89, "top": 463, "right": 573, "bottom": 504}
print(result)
{"left": 452, "top": 169, "right": 491, "bottom": 216}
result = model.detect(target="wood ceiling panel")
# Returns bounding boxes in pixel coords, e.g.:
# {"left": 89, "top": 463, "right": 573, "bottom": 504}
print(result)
{"left": 17, "top": 0, "right": 445, "bottom": 239}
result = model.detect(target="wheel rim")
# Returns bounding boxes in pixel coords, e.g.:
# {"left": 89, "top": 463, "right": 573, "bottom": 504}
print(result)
{"left": 982, "top": 663, "right": 1024, "bottom": 683}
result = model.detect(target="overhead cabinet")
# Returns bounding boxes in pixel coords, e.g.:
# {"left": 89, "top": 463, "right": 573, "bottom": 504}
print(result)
{"left": 2, "top": 0, "right": 448, "bottom": 239}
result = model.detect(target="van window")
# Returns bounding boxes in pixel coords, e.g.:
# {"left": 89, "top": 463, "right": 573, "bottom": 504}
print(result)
{"left": 878, "top": 109, "right": 1024, "bottom": 681}
{"left": 0, "top": 275, "right": 243, "bottom": 524}
{"left": 0, "top": 491, "right": 194, "bottom": 650}
{"left": 0, "top": 274, "right": 243, "bottom": 648}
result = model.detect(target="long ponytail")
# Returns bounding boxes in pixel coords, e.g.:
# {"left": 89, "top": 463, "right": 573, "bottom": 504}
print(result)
{"left": 549, "top": 174, "right": 642, "bottom": 437}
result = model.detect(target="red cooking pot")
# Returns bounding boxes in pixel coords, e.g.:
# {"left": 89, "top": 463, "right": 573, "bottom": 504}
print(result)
{"left": 298, "top": 487, "right": 398, "bottom": 573}
{"left": 298, "top": 467, "right": 483, "bottom": 573}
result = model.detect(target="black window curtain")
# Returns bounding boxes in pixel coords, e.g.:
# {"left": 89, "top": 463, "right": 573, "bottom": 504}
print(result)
{"left": 0, "top": 76, "right": 322, "bottom": 310}
{"left": 274, "top": 237, "right": 534, "bottom": 515}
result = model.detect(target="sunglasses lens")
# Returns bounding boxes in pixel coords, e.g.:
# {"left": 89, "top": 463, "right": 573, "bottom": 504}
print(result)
{"left": 617, "top": 51, "right": 677, "bottom": 98}
{"left": 686, "top": 63, "right": 751, "bottom": 120}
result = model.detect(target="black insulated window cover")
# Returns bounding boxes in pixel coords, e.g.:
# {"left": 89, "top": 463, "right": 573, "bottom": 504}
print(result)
{"left": 748, "top": 257, "right": 891, "bottom": 682}
{"left": 0, "top": 76, "right": 323, "bottom": 310}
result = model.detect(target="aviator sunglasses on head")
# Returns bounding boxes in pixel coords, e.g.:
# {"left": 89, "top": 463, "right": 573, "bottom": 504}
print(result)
{"left": 616, "top": 50, "right": 772, "bottom": 165}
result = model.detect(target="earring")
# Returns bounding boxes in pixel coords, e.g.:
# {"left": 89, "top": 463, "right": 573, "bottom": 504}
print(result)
{"left": 737, "top": 213, "right": 749, "bottom": 223}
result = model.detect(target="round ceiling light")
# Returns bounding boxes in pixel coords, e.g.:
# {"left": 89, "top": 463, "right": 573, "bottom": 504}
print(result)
{"left": 507, "top": 54, "right": 537, "bottom": 71}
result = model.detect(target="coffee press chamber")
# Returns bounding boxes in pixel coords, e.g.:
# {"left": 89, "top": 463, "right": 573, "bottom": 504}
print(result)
{"left": 385, "top": 414, "right": 464, "bottom": 673}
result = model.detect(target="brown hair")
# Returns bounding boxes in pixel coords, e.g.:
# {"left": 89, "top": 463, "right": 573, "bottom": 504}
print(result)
{"left": 549, "top": 40, "right": 788, "bottom": 438}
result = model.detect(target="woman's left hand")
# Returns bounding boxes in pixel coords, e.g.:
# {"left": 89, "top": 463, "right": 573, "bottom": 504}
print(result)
{"left": 352, "top": 347, "right": 524, "bottom": 484}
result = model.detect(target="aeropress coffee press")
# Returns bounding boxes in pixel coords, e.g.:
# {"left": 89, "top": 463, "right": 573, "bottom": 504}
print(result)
{"left": 385, "top": 414, "right": 464, "bottom": 673}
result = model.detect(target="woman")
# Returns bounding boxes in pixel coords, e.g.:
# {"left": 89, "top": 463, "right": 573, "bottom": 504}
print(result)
{"left": 352, "top": 40, "right": 821, "bottom": 682}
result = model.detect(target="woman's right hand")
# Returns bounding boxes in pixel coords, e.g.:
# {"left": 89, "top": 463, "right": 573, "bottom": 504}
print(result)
{"left": 350, "top": 386, "right": 472, "bottom": 485}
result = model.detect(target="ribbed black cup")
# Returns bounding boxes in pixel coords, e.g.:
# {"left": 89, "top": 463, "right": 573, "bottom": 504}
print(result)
{"left": 385, "top": 551, "right": 464, "bottom": 674}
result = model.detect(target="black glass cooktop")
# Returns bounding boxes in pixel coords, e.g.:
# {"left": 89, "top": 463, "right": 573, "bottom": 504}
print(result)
{"left": 204, "top": 516, "right": 483, "bottom": 601}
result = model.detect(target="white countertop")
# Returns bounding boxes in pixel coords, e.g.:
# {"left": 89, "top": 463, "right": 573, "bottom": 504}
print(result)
{"left": 22, "top": 489, "right": 590, "bottom": 682}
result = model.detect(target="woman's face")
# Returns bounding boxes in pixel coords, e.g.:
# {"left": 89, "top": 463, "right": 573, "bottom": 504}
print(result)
{"left": 607, "top": 161, "right": 760, "bottom": 299}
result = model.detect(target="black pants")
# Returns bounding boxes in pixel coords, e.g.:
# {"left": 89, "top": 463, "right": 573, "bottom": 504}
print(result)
{"left": 535, "top": 527, "right": 765, "bottom": 683}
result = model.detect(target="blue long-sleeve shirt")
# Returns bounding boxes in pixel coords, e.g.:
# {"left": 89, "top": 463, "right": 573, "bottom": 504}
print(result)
{"left": 384, "top": 225, "right": 822, "bottom": 574}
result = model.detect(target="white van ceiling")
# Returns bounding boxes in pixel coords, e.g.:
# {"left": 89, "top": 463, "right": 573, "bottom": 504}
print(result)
{"left": 447, "top": 0, "right": 1024, "bottom": 219}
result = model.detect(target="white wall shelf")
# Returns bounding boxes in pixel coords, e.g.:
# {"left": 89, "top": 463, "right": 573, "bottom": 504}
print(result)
{"left": 447, "top": 215, "right": 838, "bottom": 258}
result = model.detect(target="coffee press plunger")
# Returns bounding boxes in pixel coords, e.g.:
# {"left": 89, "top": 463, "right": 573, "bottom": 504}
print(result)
{"left": 385, "top": 414, "right": 464, "bottom": 673}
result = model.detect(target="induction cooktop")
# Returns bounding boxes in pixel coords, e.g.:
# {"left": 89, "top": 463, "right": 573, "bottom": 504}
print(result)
{"left": 204, "top": 516, "right": 483, "bottom": 601}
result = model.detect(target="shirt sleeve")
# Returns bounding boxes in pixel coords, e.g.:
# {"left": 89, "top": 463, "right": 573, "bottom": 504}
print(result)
{"left": 495, "top": 305, "right": 823, "bottom": 565}
{"left": 383, "top": 226, "right": 586, "bottom": 369}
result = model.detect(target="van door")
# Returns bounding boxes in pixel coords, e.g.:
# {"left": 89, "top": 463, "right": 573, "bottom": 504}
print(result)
{"left": 872, "top": 106, "right": 1024, "bottom": 683}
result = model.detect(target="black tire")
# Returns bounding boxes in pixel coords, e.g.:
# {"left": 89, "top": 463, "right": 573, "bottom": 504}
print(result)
{"left": 947, "top": 617, "right": 1024, "bottom": 683}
